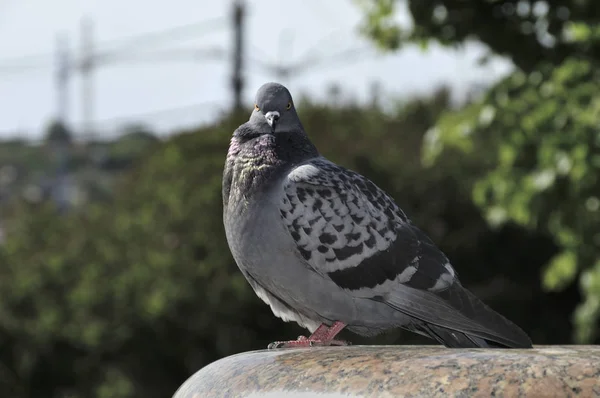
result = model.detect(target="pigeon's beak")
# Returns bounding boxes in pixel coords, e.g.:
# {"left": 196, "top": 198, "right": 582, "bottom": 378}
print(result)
{"left": 265, "top": 111, "right": 280, "bottom": 131}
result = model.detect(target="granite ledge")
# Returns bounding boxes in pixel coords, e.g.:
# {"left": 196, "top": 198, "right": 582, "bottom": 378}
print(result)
{"left": 173, "top": 345, "right": 600, "bottom": 398}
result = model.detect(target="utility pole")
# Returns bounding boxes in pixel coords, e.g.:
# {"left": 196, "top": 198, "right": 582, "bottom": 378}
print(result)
{"left": 53, "top": 33, "right": 72, "bottom": 214}
{"left": 231, "top": 0, "right": 245, "bottom": 112}
{"left": 55, "top": 33, "right": 70, "bottom": 125}
{"left": 80, "top": 17, "right": 94, "bottom": 141}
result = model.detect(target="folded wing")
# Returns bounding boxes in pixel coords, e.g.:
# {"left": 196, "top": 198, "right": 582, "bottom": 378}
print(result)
{"left": 279, "top": 158, "right": 532, "bottom": 348}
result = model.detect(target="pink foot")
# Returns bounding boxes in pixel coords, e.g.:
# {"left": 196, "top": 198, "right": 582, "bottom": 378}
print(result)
{"left": 267, "top": 321, "right": 350, "bottom": 349}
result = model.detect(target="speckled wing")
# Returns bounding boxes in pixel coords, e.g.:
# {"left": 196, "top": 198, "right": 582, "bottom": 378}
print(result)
{"left": 279, "top": 158, "right": 532, "bottom": 348}
{"left": 279, "top": 158, "right": 457, "bottom": 295}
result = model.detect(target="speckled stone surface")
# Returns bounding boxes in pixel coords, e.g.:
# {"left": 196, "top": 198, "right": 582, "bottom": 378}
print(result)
{"left": 173, "top": 345, "right": 600, "bottom": 398}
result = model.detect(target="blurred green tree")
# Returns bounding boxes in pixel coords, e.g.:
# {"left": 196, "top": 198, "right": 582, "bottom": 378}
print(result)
{"left": 355, "top": 0, "right": 600, "bottom": 71}
{"left": 358, "top": 0, "right": 600, "bottom": 341}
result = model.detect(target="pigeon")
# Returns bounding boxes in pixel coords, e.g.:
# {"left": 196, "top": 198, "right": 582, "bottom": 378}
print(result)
{"left": 222, "top": 82, "right": 532, "bottom": 349}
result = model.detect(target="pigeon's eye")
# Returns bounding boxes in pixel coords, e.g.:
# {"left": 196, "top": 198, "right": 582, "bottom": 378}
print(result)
{"left": 286, "top": 102, "right": 292, "bottom": 110}
{"left": 254, "top": 104, "right": 260, "bottom": 111}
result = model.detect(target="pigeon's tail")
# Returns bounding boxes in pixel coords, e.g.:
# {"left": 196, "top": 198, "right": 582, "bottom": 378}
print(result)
{"left": 413, "top": 322, "right": 510, "bottom": 348}
{"left": 383, "top": 282, "right": 533, "bottom": 349}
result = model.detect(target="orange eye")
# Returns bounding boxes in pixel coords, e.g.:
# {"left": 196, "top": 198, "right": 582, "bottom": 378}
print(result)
{"left": 286, "top": 102, "right": 292, "bottom": 110}
{"left": 254, "top": 104, "right": 260, "bottom": 111}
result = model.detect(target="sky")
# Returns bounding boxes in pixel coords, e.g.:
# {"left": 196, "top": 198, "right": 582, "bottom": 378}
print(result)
{"left": 0, "top": 0, "right": 514, "bottom": 141}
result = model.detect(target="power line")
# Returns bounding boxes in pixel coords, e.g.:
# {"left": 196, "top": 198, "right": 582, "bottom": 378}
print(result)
{"left": 294, "top": 46, "right": 374, "bottom": 72}
{"left": 0, "top": 51, "right": 53, "bottom": 67}
{"left": 77, "top": 101, "right": 224, "bottom": 141}
{"left": 0, "top": 53, "right": 53, "bottom": 74}
{"left": 249, "top": 45, "right": 374, "bottom": 81}
{"left": 294, "top": 27, "right": 364, "bottom": 63}
{"left": 302, "top": 0, "right": 346, "bottom": 27}
{"left": 97, "top": 46, "right": 226, "bottom": 65}
{"left": 87, "top": 101, "right": 222, "bottom": 126}
{"left": 0, "top": 17, "right": 227, "bottom": 74}
{"left": 276, "top": 28, "right": 295, "bottom": 66}
{"left": 94, "top": 17, "right": 227, "bottom": 54}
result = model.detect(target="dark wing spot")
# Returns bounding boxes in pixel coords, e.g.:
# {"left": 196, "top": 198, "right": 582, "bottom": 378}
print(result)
{"left": 388, "top": 219, "right": 395, "bottom": 231}
{"left": 314, "top": 198, "right": 323, "bottom": 209}
{"left": 291, "top": 218, "right": 302, "bottom": 232}
{"left": 377, "top": 226, "right": 389, "bottom": 236}
{"left": 302, "top": 226, "right": 312, "bottom": 235}
{"left": 317, "top": 245, "right": 329, "bottom": 253}
{"left": 333, "top": 224, "right": 345, "bottom": 232}
{"left": 317, "top": 189, "right": 332, "bottom": 198}
{"left": 364, "top": 233, "right": 376, "bottom": 249}
{"left": 351, "top": 214, "right": 365, "bottom": 224}
{"left": 319, "top": 233, "right": 337, "bottom": 245}
{"left": 384, "top": 207, "right": 395, "bottom": 220}
{"left": 345, "top": 231, "right": 362, "bottom": 241}
{"left": 365, "top": 180, "right": 379, "bottom": 194}
{"left": 290, "top": 231, "right": 301, "bottom": 242}
{"left": 297, "top": 188, "right": 307, "bottom": 202}
{"left": 334, "top": 207, "right": 346, "bottom": 217}
{"left": 298, "top": 247, "right": 312, "bottom": 261}
{"left": 308, "top": 217, "right": 321, "bottom": 226}
{"left": 333, "top": 243, "right": 364, "bottom": 261}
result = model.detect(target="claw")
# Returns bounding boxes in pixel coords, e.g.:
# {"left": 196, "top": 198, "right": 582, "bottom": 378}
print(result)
{"left": 267, "top": 338, "right": 351, "bottom": 349}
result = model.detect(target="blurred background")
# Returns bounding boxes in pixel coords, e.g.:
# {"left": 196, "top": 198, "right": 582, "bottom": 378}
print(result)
{"left": 0, "top": 0, "right": 599, "bottom": 396}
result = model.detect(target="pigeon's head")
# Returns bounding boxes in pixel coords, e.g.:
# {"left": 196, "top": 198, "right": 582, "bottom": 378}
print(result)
{"left": 249, "top": 82, "right": 304, "bottom": 135}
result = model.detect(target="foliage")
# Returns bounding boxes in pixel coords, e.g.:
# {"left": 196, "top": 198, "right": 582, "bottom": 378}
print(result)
{"left": 0, "top": 127, "right": 159, "bottom": 209}
{"left": 423, "top": 57, "right": 600, "bottom": 342}
{"left": 0, "top": 93, "right": 569, "bottom": 396}
{"left": 355, "top": 0, "right": 600, "bottom": 71}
